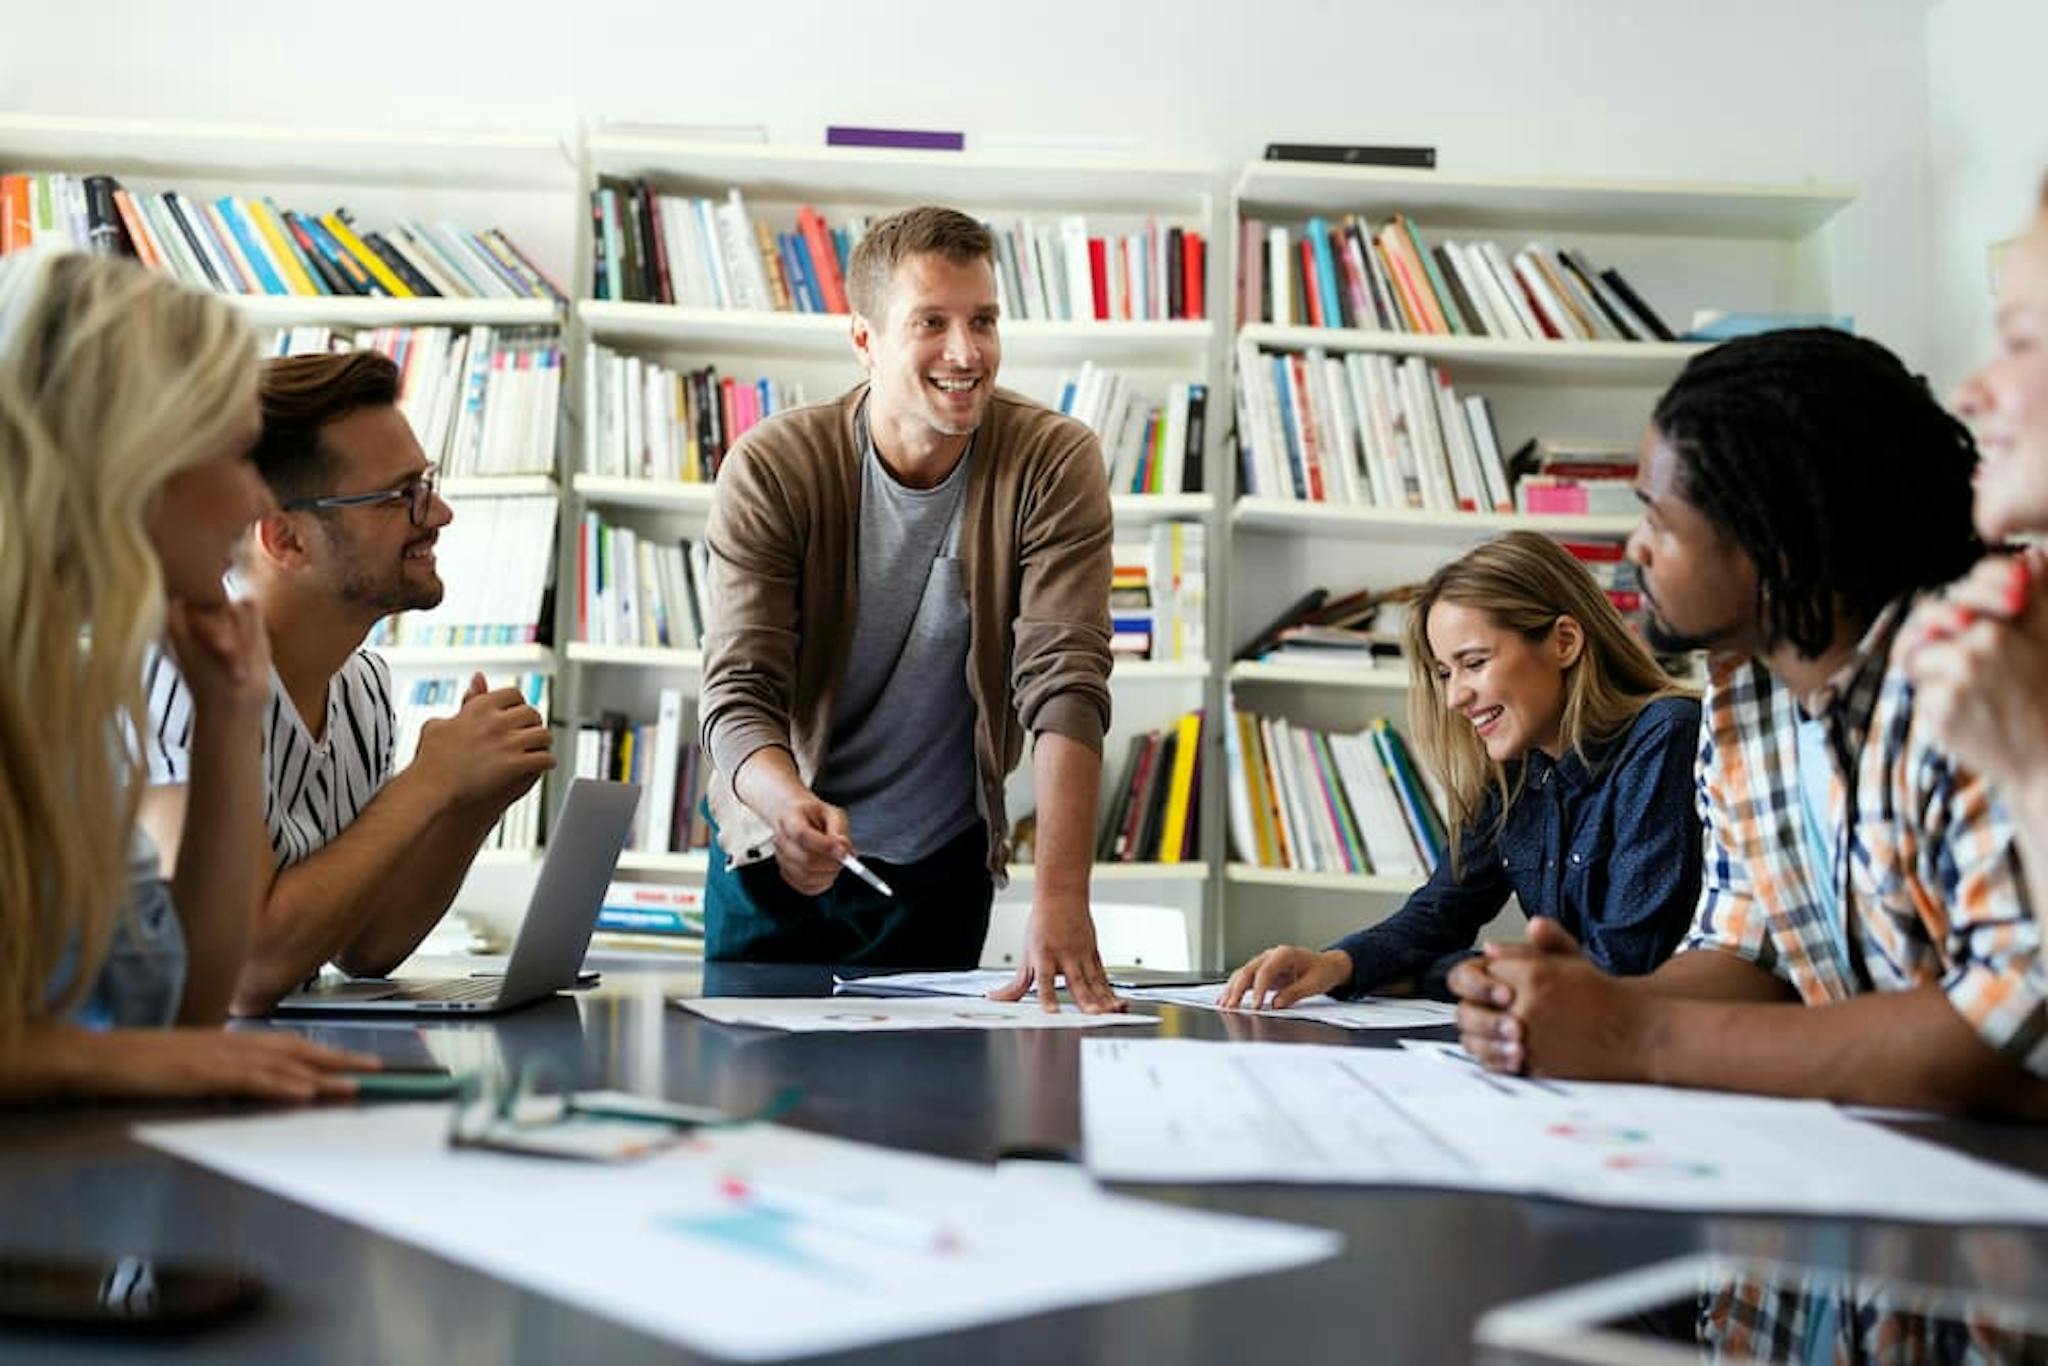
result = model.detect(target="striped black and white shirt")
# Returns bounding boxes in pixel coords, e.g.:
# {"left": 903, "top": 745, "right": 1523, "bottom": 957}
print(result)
{"left": 143, "top": 647, "right": 396, "bottom": 871}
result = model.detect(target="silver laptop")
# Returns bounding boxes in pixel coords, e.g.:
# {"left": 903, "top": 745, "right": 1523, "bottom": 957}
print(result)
{"left": 273, "top": 779, "right": 640, "bottom": 1016}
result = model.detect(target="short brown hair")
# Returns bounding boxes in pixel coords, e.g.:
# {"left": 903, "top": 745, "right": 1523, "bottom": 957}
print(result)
{"left": 845, "top": 206, "right": 996, "bottom": 320}
{"left": 253, "top": 350, "right": 401, "bottom": 503}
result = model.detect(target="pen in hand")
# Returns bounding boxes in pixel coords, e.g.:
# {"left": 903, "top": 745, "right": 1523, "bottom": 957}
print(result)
{"left": 839, "top": 851, "right": 894, "bottom": 898}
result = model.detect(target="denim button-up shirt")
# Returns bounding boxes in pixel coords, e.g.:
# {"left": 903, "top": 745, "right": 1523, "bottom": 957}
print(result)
{"left": 1331, "top": 694, "right": 1703, "bottom": 998}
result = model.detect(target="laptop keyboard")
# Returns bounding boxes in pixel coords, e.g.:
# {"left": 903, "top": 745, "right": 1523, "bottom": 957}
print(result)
{"left": 397, "top": 978, "right": 505, "bottom": 1004}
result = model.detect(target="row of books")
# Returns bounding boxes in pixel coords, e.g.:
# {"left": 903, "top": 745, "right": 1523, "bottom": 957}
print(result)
{"left": 576, "top": 515, "right": 710, "bottom": 651}
{"left": 367, "top": 494, "right": 557, "bottom": 649}
{"left": 987, "top": 218, "right": 1207, "bottom": 323}
{"left": 1096, "top": 712, "right": 1205, "bottom": 864}
{"left": 1512, "top": 439, "right": 1641, "bottom": 518}
{"left": 1238, "top": 213, "right": 1674, "bottom": 342}
{"left": 265, "top": 325, "right": 562, "bottom": 478}
{"left": 1112, "top": 523, "right": 1207, "bottom": 663}
{"left": 1235, "top": 342, "right": 1513, "bottom": 511}
{"left": 0, "top": 171, "right": 559, "bottom": 301}
{"left": 1225, "top": 711, "right": 1445, "bottom": 879}
{"left": 572, "top": 688, "right": 712, "bottom": 855}
{"left": 595, "top": 881, "right": 705, "bottom": 941}
{"left": 391, "top": 673, "right": 550, "bottom": 853}
{"left": 1055, "top": 364, "right": 1208, "bottom": 495}
{"left": 582, "top": 344, "right": 806, "bottom": 482}
{"left": 592, "top": 182, "right": 865, "bottom": 311}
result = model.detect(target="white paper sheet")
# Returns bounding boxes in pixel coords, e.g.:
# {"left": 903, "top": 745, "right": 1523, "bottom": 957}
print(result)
{"left": 1081, "top": 1039, "right": 2048, "bottom": 1224}
{"left": 676, "top": 996, "right": 1160, "bottom": 1032}
{"left": 837, "top": 970, "right": 1458, "bottom": 1031}
{"left": 1118, "top": 983, "right": 1459, "bottom": 1030}
{"left": 137, "top": 1107, "right": 1337, "bottom": 1361}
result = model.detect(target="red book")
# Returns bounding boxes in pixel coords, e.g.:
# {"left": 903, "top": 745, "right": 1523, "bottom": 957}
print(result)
{"left": 1299, "top": 240, "right": 1324, "bottom": 328}
{"left": 1087, "top": 237, "right": 1109, "bottom": 320}
{"left": 797, "top": 206, "right": 848, "bottom": 313}
{"left": 1184, "top": 232, "right": 1205, "bottom": 320}
{"left": 1559, "top": 540, "right": 1626, "bottom": 562}
{"left": 1287, "top": 354, "right": 1326, "bottom": 500}
{"left": 719, "top": 378, "right": 739, "bottom": 459}
{"left": 1607, "top": 590, "right": 1643, "bottom": 612}
{"left": 643, "top": 190, "right": 675, "bottom": 306}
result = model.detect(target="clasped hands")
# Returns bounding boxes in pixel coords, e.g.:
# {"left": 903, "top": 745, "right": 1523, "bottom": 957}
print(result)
{"left": 1447, "top": 918, "right": 1653, "bottom": 1081}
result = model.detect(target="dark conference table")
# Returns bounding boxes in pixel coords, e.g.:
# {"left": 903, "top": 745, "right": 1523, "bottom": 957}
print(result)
{"left": 4, "top": 960, "right": 2046, "bottom": 1363}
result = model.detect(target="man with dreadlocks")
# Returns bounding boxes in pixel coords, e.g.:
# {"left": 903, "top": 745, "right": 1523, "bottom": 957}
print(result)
{"left": 1449, "top": 328, "right": 2048, "bottom": 1118}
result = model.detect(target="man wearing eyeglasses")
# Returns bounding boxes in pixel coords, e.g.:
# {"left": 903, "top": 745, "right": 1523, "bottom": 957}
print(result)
{"left": 137, "top": 351, "right": 554, "bottom": 1013}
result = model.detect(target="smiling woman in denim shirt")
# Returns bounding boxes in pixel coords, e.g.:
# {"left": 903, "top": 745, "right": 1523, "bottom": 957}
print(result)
{"left": 1223, "top": 531, "right": 1702, "bottom": 1007}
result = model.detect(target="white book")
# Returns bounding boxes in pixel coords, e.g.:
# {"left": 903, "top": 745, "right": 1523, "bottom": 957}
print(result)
{"left": 1441, "top": 241, "right": 1504, "bottom": 340}
{"left": 1058, "top": 216, "right": 1094, "bottom": 323}
{"left": 1513, "top": 249, "right": 1586, "bottom": 341}
{"left": 1396, "top": 358, "right": 1455, "bottom": 512}
{"left": 693, "top": 198, "right": 734, "bottom": 310}
{"left": 1533, "top": 243, "right": 1619, "bottom": 340}
{"left": 644, "top": 687, "right": 685, "bottom": 853}
{"left": 1460, "top": 240, "right": 1529, "bottom": 342}
{"left": 1333, "top": 733, "right": 1424, "bottom": 880}
{"left": 1232, "top": 339, "right": 1278, "bottom": 499}
{"left": 1433, "top": 369, "right": 1489, "bottom": 513}
{"left": 1029, "top": 222, "right": 1063, "bottom": 321}
{"left": 1222, "top": 710, "right": 1260, "bottom": 865}
{"left": 1478, "top": 241, "right": 1546, "bottom": 340}
{"left": 1290, "top": 725, "right": 1340, "bottom": 873}
{"left": 1339, "top": 355, "right": 1392, "bottom": 509}
{"left": 1307, "top": 353, "right": 1360, "bottom": 507}
{"left": 1464, "top": 396, "right": 1515, "bottom": 513}
{"left": 1157, "top": 382, "right": 1190, "bottom": 498}
{"left": 1260, "top": 717, "right": 1307, "bottom": 871}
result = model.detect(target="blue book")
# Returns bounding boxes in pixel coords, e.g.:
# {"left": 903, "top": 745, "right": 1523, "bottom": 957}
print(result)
{"left": 830, "top": 228, "right": 851, "bottom": 283}
{"left": 302, "top": 213, "right": 388, "bottom": 297}
{"left": 1270, "top": 355, "right": 1308, "bottom": 500}
{"left": 1058, "top": 379, "right": 1078, "bottom": 415}
{"left": 792, "top": 234, "right": 827, "bottom": 314}
{"left": 214, "top": 198, "right": 286, "bottom": 295}
{"left": 264, "top": 200, "right": 331, "bottom": 295}
{"left": 777, "top": 232, "right": 817, "bottom": 312}
{"left": 1305, "top": 217, "right": 1344, "bottom": 330}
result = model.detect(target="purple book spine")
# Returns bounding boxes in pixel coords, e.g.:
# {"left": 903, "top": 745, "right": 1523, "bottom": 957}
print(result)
{"left": 825, "top": 125, "right": 965, "bottom": 151}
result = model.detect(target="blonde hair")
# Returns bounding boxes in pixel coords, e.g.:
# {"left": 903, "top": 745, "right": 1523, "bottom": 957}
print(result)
{"left": 0, "top": 251, "right": 256, "bottom": 1039}
{"left": 1402, "top": 530, "right": 1694, "bottom": 874}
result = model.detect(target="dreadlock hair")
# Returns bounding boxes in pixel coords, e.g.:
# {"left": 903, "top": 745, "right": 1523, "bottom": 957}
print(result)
{"left": 1650, "top": 328, "right": 1982, "bottom": 658}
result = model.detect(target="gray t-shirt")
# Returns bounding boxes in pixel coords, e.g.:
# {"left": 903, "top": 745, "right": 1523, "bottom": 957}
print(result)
{"left": 815, "top": 412, "right": 981, "bottom": 864}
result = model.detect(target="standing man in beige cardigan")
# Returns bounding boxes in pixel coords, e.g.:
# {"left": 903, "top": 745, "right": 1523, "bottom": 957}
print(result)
{"left": 698, "top": 205, "right": 1121, "bottom": 1011}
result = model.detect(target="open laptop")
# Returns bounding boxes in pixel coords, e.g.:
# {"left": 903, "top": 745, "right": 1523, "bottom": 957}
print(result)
{"left": 273, "top": 779, "right": 640, "bottom": 1016}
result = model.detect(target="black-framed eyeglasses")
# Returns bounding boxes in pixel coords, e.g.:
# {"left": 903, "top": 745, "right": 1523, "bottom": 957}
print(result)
{"left": 282, "top": 464, "right": 440, "bottom": 526}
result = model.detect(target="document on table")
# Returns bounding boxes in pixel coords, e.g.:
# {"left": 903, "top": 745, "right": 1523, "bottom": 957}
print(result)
{"left": 138, "top": 1108, "right": 1335, "bottom": 1361}
{"left": 836, "top": 970, "right": 1457, "bottom": 1031}
{"left": 1081, "top": 1039, "right": 2048, "bottom": 1225}
{"left": 675, "top": 996, "right": 1159, "bottom": 1032}
{"left": 1118, "top": 983, "right": 1458, "bottom": 1030}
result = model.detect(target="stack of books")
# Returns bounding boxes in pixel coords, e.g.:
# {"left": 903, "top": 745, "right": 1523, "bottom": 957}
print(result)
{"left": 1511, "top": 439, "right": 1640, "bottom": 518}
{"left": 1110, "top": 523, "right": 1207, "bottom": 663}
{"left": 1558, "top": 539, "right": 1646, "bottom": 637}
{"left": 1234, "top": 342, "right": 1513, "bottom": 511}
{"left": 391, "top": 673, "right": 550, "bottom": 853}
{"left": 1238, "top": 213, "right": 1672, "bottom": 342}
{"left": 594, "top": 882, "right": 705, "bottom": 942}
{"left": 1055, "top": 363, "right": 1207, "bottom": 495}
{"left": 367, "top": 493, "right": 557, "bottom": 649}
{"left": 591, "top": 182, "right": 864, "bottom": 310}
{"left": 0, "top": 171, "right": 560, "bottom": 301}
{"left": 1226, "top": 711, "right": 1444, "bottom": 879}
{"left": 572, "top": 687, "right": 712, "bottom": 855}
{"left": 1235, "top": 584, "right": 1402, "bottom": 669}
{"left": 582, "top": 343, "right": 805, "bottom": 482}
{"left": 1096, "top": 712, "right": 1205, "bottom": 864}
{"left": 265, "top": 325, "right": 562, "bottom": 478}
{"left": 574, "top": 513, "right": 709, "bottom": 651}
{"left": 986, "top": 217, "right": 1206, "bottom": 322}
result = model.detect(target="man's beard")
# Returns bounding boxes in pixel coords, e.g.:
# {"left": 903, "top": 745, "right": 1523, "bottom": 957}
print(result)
{"left": 334, "top": 543, "right": 442, "bottom": 615}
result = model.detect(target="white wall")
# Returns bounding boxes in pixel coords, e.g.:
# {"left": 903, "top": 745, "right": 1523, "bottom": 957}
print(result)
{"left": 1924, "top": 0, "right": 2048, "bottom": 392}
{"left": 7, "top": 0, "right": 1937, "bottom": 361}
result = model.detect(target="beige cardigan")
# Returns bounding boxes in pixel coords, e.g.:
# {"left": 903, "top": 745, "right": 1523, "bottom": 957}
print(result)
{"left": 698, "top": 382, "right": 1114, "bottom": 881}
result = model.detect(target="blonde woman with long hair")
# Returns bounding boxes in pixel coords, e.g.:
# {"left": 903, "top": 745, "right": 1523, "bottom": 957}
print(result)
{"left": 1223, "top": 531, "right": 1702, "bottom": 1008}
{"left": 0, "top": 251, "right": 371, "bottom": 1100}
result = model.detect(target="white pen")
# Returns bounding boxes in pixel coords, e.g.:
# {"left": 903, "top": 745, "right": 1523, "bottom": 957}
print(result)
{"left": 839, "top": 851, "right": 895, "bottom": 898}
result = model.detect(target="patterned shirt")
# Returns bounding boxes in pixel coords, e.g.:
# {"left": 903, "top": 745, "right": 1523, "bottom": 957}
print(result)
{"left": 1682, "top": 598, "right": 2048, "bottom": 1074}
{"left": 143, "top": 646, "right": 396, "bottom": 871}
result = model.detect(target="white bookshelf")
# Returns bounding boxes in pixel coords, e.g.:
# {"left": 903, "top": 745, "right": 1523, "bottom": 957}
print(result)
{"left": 1011, "top": 861, "right": 1209, "bottom": 884}
{"left": 564, "top": 643, "right": 703, "bottom": 672}
{"left": 441, "top": 474, "right": 557, "bottom": 499}
{"left": 231, "top": 296, "right": 560, "bottom": 329}
{"left": 377, "top": 643, "right": 558, "bottom": 673}
{"left": 1220, "top": 160, "right": 1853, "bottom": 966}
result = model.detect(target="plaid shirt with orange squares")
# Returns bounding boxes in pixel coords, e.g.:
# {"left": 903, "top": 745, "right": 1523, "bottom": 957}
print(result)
{"left": 1682, "top": 598, "right": 2048, "bottom": 1074}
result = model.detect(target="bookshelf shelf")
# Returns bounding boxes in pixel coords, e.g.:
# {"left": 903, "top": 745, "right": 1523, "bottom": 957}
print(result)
{"left": 1225, "top": 863, "right": 1421, "bottom": 896}
{"left": 440, "top": 474, "right": 557, "bottom": 499}
{"left": 563, "top": 643, "right": 703, "bottom": 671}
{"left": 1010, "top": 861, "right": 1210, "bottom": 884}
{"left": 614, "top": 850, "right": 710, "bottom": 875}
{"left": 587, "top": 135, "right": 1214, "bottom": 214}
{"left": 1110, "top": 492, "right": 1212, "bottom": 523}
{"left": 1237, "top": 324, "right": 1705, "bottom": 384}
{"left": 578, "top": 301, "right": 1211, "bottom": 362}
{"left": 376, "top": 644, "right": 558, "bottom": 672}
{"left": 1233, "top": 163, "right": 1856, "bottom": 239}
{"left": 232, "top": 296, "right": 560, "bottom": 330}
{"left": 1232, "top": 498, "right": 1639, "bottom": 542}
{"left": 1112, "top": 658, "right": 1209, "bottom": 682}
{"left": 570, "top": 475, "right": 716, "bottom": 514}
{"left": 1229, "top": 660, "right": 1410, "bottom": 690}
